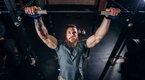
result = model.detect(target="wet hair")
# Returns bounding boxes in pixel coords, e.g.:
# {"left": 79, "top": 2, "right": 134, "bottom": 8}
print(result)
{"left": 65, "top": 24, "right": 77, "bottom": 33}
{"left": 66, "top": 24, "right": 77, "bottom": 28}
{"left": 0, "top": 21, "right": 6, "bottom": 37}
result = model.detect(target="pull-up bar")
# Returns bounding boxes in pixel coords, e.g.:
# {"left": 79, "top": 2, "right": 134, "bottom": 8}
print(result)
{"left": 0, "top": 10, "right": 145, "bottom": 15}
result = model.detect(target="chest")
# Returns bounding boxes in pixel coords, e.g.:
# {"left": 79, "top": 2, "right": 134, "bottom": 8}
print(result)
{"left": 57, "top": 45, "right": 85, "bottom": 61}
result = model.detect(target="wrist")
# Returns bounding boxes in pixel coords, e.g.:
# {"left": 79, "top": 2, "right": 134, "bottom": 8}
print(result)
{"left": 28, "top": 14, "right": 41, "bottom": 19}
{"left": 105, "top": 15, "right": 118, "bottom": 20}
{"left": 105, "top": 16, "right": 112, "bottom": 20}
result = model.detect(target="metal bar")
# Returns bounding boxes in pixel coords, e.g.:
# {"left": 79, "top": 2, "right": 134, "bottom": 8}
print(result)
{"left": 112, "top": 22, "right": 134, "bottom": 65}
{"left": 9, "top": 0, "right": 17, "bottom": 10}
{"left": 0, "top": 10, "right": 9, "bottom": 14}
{"left": 98, "top": 19, "right": 134, "bottom": 80}
{"left": 0, "top": 10, "right": 107, "bottom": 14}
{"left": 45, "top": 0, "right": 49, "bottom": 5}
{"left": 112, "top": 36, "right": 128, "bottom": 65}
{"left": 94, "top": 0, "right": 100, "bottom": 10}
{"left": 1, "top": 10, "right": 145, "bottom": 15}
{"left": 37, "top": 10, "right": 108, "bottom": 14}
{"left": 4, "top": 0, "right": 18, "bottom": 22}
{"left": 4, "top": 0, "right": 36, "bottom": 60}
{"left": 107, "top": 0, "right": 129, "bottom": 11}
{"left": 26, "top": 10, "right": 137, "bottom": 14}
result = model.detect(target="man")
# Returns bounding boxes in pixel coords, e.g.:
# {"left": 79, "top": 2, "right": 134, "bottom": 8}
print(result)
{"left": 25, "top": 6, "right": 120, "bottom": 80}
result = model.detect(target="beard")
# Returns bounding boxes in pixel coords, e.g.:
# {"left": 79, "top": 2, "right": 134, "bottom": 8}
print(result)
{"left": 66, "top": 37, "right": 78, "bottom": 47}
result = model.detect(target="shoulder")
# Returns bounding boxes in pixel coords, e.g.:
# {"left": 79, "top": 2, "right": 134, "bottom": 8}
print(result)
{"left": 57, "top": 40, "right": 65, "bottom": 45}
{"left": 78, "top": 39, "right": 87, "bottom": 44}
{"left": 78, "top": 39, "right": 88, "bottom": 48}
{"left": 54, "top": 40, "right": 65, "bottom": 51}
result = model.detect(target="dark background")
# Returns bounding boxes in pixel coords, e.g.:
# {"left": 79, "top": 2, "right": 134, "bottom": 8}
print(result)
{"left": 0, "top": 0, "right": 145, "bottom": 80}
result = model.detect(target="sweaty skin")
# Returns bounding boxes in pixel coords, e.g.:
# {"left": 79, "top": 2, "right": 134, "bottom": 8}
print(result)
{"left": 25, "top": 6, "right": 120, "bottom": 80}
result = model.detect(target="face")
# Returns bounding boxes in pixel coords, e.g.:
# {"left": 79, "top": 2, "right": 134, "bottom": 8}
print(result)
{"left": 66, "top": 27, "right": 78, "bottom": 43}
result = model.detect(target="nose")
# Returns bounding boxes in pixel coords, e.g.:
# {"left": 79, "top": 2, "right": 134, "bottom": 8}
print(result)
{"left": 71, "top": 32, "right": 76, "bottom": 36}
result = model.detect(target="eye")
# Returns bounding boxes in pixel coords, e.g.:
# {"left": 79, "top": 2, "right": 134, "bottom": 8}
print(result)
{"left": 73, "top": 31, "right": 78, "bottom": 34}
{"left": 73, "top": 32, "right": 76, "bottom": 34}
{"left": 68, "top": 31, "right": 71, "bottom": 34}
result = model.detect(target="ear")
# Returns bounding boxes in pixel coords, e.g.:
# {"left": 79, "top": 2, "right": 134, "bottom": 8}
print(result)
{"left": 78, "top": 29, "right": 81, "bottom": 34}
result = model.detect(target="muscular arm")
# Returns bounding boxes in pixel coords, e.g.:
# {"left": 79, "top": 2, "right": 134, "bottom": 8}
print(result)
{"left": 86, "top": 7, "right": 120, "bottom": 48}
{"left": 86, "top": 18, "right": 111, "bottom": 48}
{"left": 34, "top": 17, "right": 57, "bottom": 49}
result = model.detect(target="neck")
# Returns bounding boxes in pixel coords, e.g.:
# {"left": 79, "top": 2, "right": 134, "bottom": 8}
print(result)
{"left": 66, "top": 40, "right": 77, "bottom": 47}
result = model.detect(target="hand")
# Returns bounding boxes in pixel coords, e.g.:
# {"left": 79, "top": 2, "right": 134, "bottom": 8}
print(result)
{"left": 24, "top": 6, "right": 41, "bottom": 19}
{"left": 106, "top": 7, "right": 121, "bottom": 17}
{"left": 24, "top": 6, "right": 40, "bottom": 15}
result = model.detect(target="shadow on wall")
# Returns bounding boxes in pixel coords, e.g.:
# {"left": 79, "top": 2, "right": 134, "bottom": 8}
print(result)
{"left": 121, "top": 39, "right": 145, "bottom": 80}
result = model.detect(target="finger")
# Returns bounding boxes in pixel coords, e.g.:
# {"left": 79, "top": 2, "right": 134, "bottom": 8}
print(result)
{"left": 24, "top": 7, "right": 28, "bottom": 14}
{"left": 117, "top": 9, "right": 121, "bottom": 15}
{"left": 32, "top": 6, "right": 37, "bottom": 14}
{"left": 29, "top": 7, "right": 34, "bottom": 15}
{"left": 112, "top": 8, "right": 117, "bottom": 16}
{"left": 27, "top": 7, "right": 31, "bottom": 14}
{"left": 31, "top": 7, "right": 35, "bottom": 14}
{"left": 105, "top": 8, "right": 110, "bottom": 17}
{"left": 34, "top": 6, "right": 41, "bottom": 13}
{"left": 113, "top": 8, "right": 117, "bottom": 16}
{"left": 32, "top": 6, "right": 37, "bottom": 9}
{"left": 115, "top": 9, "right": 120, "bottom": 16}
{"left": 110, "top": 7, "right": 114, "bottom": 16}
{"left": 27, "top": 8, "right": 31, "bottom": 14}
{"left": 114, "top": 9, "right": 118, "bottom": 16}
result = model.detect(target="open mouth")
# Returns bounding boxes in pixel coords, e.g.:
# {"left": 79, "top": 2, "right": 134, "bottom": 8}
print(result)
{"left": 69, "top": 37, "right": 76, "bottom": 40}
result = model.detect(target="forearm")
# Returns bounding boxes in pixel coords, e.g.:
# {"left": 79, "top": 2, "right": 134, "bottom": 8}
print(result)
{"left": 94, "top": 17, "right": 111, "bottom": 40}
{"left": 34, "top": 17, "right": 57, "bottom": 49}
{"left": 86, "top": 18, "right": 111, "bottom": 48}
{"left": 86, "top": 7, "right": 120, "bottom": 48}
{"left": 24, "top": 6, "right": 57, "bottom": 49}
{"left": 34, "top": 17, "right": 48, "bottom": 39}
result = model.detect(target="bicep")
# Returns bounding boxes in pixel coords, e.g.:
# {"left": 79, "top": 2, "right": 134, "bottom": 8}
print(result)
{"left": 41, "top": 35, "right": 58, "bottom": 49}
{"left": 86, "top": 35, "right": 101, "bottom": 48}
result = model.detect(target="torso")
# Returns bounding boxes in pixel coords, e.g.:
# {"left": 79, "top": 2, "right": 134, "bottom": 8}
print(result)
{"left": 55, "top": 40, "right": 88, "bottom": 80}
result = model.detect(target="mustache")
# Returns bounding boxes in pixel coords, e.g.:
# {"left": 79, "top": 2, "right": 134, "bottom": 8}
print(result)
{"left": 69, "top": 36, "right": 76, "bottom": 39}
